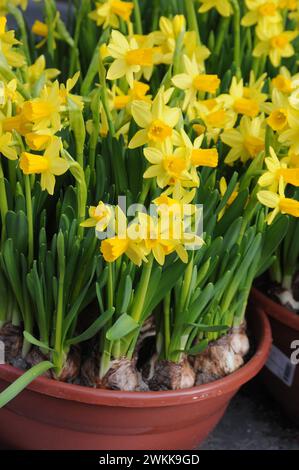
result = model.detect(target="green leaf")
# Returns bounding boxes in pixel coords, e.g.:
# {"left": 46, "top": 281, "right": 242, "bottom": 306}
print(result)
{"left": 0, "top": 361, "right": 53, "bottom": 408}
{"left": 62, "top": 265, "right": 96, "bottom": 344}
{"left": 5, "top": 210, "right": 28, "bottom": 254}
{"left": 188, "top": 283, "right": 215, "bottom": 323}
{"left": 106, "top": 313, "right": 139, "bottom": 341}
{"left": 1, "top": 239, "right": 23, "bottom": 311}
{"left": 257, "top": 215, "right": 289, "bottom": 276}
{"left": 117, "top": 275, "right": 133, "bottom": 315}
{"left": 143, "top": 261, "right": 186, "bottom": 319}
{"left": 67, "top": 308, "right": 115, "bottom": 346}
{"left": 23, "top": 331, "right": 53, "bottom": 352}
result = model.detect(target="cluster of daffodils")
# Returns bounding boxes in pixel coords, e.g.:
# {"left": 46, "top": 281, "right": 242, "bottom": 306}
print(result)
{"left": 82, "top": 196, "right": 203, "bottom": 266}
{"left": 0, "top": 18, "right": 86, "bottom": 194}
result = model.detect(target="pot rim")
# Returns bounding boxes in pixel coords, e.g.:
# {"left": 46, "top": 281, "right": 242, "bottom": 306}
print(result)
{"left": 0, "top": 307, "right": 272, "bottom": 408}
{"left": 252, "top": 287, "right": 299, "bottom": 331}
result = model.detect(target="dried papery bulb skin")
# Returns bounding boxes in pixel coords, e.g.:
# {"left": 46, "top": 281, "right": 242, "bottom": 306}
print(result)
{"left": 0, "top": 323, "right": 23, "bottom": 363}
{"left": 25, "top": 345, "right": 81, "bottom": 383}
{"left": 271, "top": 283, "right": 299, "bottom": 312}
{"left": 101, "top": 358, "right": 149, "bottom": 391}
{"left": 194, "top": 329, "right": 250, "bottom": 386}
{"left": 26, "top": 347, "right": 53, "bottom": 379}
{"left": 57, "top": 346, "right": 82, "bottom": 383}
{"left": 148, "top": 357, "right": 195, "bottom": 391}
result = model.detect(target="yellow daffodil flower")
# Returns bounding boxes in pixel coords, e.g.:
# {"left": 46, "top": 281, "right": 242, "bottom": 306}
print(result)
{"left": 218, "top": 76, "right": 263, "bottom": 118}
{"left": 258, "top": 147, "right": 299, "bottom": 191}
{"left": 174, "top": 128, "right": 219, "bottom": 168}
{"left": 0, "top": 0, "right": 27, "bottom": 15}
{"left": 221, "top": 115, "right": 265, "bottom": 164}
{"left": 198, "top": 0, "right": 232, "bottom": 16}
{"left": 0, "top": 129, "right": 18, "bottom": 160}
{"left": 241, "top": 0, "right": 281, "bottom": 28}
{"left": 172, "top": 54, "right": 220, "bottom": 111}
{"left": 266, "top": 88, "right": 290, "bottom": 131}
{"left": 143, "top": 138, "right": 198, "bottom": 190}
{"left": 253, "top": 23, "right": 298, "bottom": 67}
{"left": 151, "top": 15, "right": 186, "bottom": 65}
{"left": 19, "top": 137, "right": 69, "bottom": 195}
{"left": 32, "top": 20, "right": 48, "bottom": 38}
{"left": 27, "top": 55, "right": 60, "bottom": 87}
{"left": 279, "top": 0, "right": 297, "bottom": 9}
{"left": 60, "top": 72, "right": 84, "bottom": 111}
{"left": 279, "top": 112, "right": 299, "bottom": 153}
{"left": 129, "top": 87, "right": 180, "bottom": 148}
{"left": 107, "top": 30, "right": 157, "bottom": 88}
{"left": 25, "top": 130, "right": 55, "bottom": 151}
{"left": 258, "top": 177, "right": 299, "bottom": 224}
{"left": 2, "top": 113, "right": 31, "bottom": 136}
{"left": 101, "top": 235, "right": 148, "bottom": 266}
{"left": 272, "top": 67, "right": 299, "bottom": 96}
{"left": 81, "top": 202, "right": 113, "bottom": 231}
{"left": 89, "top": 1, "right": 134, "bottom": 29}
{"left": 113, "top": 81, "right": 151, "bottom": 110}
{"left": 0, "top": 79, "right": 22, "bottom": 106}
{"left": 183, "top": 31, "right": 210, "bottom": 68}
{"left": 0, "top": 16, "right": 25, "bottom": 67}
{"left": 284, "top": 151, "right": 299, "bottom": 168}
{"left": 194, "top": 98, "right": 237, "bottom": 142}
{"left": 22, "top": 82, "right": 62, "bottom": 131}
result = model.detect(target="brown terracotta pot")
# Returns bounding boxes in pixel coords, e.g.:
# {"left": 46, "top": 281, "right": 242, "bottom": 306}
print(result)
{"left": 0, "top": 306, "right": 271, "bottom": 450}
{"left": 252, "top": 288, "right": 299, "bottom": 425}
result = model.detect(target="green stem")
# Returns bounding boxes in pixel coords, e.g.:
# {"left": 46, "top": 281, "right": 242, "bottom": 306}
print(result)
{"left": 184, "top": 0, "right": 201, "bottom": 44}
{"left": 258, "top": 54, "right": 267, "bottom": 77}
{"left": 231, "top": 0, "right": 241, "bottom": 78}
{"left": 133, "top": 0, "right": 143, "bottom": 34}
{"left": 214, "top": 17, "right": 230, "bottom": 57}
{"left": 69, "top": 1, "right": 88, "bottom": 75}
{"left": 179, "top": 253, "right": 193, "bottom": 313}
{"left": 173, "top": 30, "right": 185, "bottom": 75}
{"left": 100, "top": 263, "right": 114, "bottom": 378}
{"left": 8, "top": 5, "right": 31, "bottom": 64}
{"left": 164, "top": 292, "right": 171, "bottom": 357}
{"left": 54, "top": 233, "right": 65, "bottom": 375}
{"left": 131, "top": 254, "right": 154, "bottom": 323}
{"left": 108, "top": 262, "right": 114, "bottom": 310}
{"left": 138, "top": 179, "right": 151, "bottom": 205}
{"left": 98, "top": 55, "right": 115, "bottom": 136}
{"left": 282, "top": 274, "right": 292, "bottom": 290}
{"left": 8, "top": 161, "right": 16, "bottom": 196}
{"left": 80, "top": 39, "right": 101, "bottom": 96}
{"left": 0, "top": 159, "right": 8, "bottom": 245}
{"left": 24, "top": 176, "right": 34, "bottom": 266}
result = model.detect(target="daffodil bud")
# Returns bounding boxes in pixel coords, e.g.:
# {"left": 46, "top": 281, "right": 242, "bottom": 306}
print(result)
{"left": 173, "top": 15, "right": 186, "bottom": 37}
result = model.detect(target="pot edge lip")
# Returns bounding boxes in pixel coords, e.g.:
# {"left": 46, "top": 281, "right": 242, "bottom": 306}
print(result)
{"left": 252, "top": 287, "right": 299, "bottom": 331}
{"left": 0, "top": 308, "right": 272, "bottom": 408}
